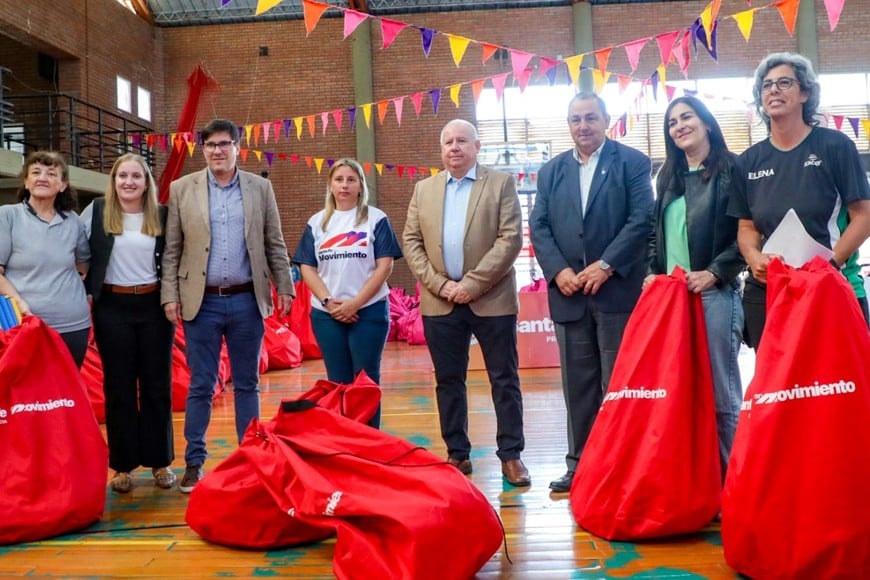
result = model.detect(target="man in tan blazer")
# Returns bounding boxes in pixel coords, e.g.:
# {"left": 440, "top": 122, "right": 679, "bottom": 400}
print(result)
{"left": 403, "top": 118, "right": 530, "bottom": 486}
{"left": 161, "top": 118, "right": 294, "bottom": 493}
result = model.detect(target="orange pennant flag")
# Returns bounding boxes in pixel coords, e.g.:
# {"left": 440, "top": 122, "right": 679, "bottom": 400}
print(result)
{"left": 563, "top": 54, "right": 584, "bottom": 88}
{"left": 392, "top": 97, "right": 404, "bottom": 124}
{"left": 449, "top": 84, "right": 462, "bottom": 107}
{"left": 314, "top": 158, "right": 325, "bottom": 173}
{"left": 303, "top": 156, "right": 312, "bottom": 168}
{"left": 306, "top": 115, "right": 316, "bottom": 138}
{"left": 253, "top": 123, "right": 262, "bottom": 146}
{"left": 481, "top": 43, "right": 499, "bottom": 64}
{"left": 775, "top": 0, "right": 799, "bottom": 36}
{"left": 363, "top": 162, "right": 372, "bottom": 174}
{"left": 617, "top": 74, "right": 633, "bottom": 94}
{"left": 255, "top": 0, "right": 283, "bottom": 16}
{"left": 377, "top": 100, "right": 389, "bottom": 124}
{"left": 594, "top": 48, "right": 612, "bottom": 72}
{"left": 302, "top": 0, "right": 331, "bottom": 35}
{"left": 360, "top": 103, "right": 372, "bottom": 128}
{"left": 447, "top": 35, "right": 471, "bottom": 67}
{"left": 471, "top": 79, "right": 485, "bottom": 104}
{"left": 293, "top": 117, "right": 304, "bottom": 140}
{"left": 733, "top": 9, "right": 755, "bottom": 42}
{"left": 239, "top": 149, "right": 249, "bottom": 163}
{"left": 592, "top": 69, "right": 612, "bottom": 93}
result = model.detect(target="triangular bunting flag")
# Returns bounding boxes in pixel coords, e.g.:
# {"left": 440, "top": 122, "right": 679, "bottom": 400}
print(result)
{"left": 320, "top": 112, "right": 329, "bottom": 136}
{"left": 272, "top": 120, "right": 281, "bottom": 142}
{"left": 293, "top": 117, "right": 303, "bottom": 140}
{"left": 655, "top": 31, "right": 681, "bottom": 66}
{"left": 380, "top": 18, "right": 407, "bottom": 49}
{"left": 260, "top": 122, "right": 270, "bottom": 144}
{"left": 832, "top": 114, "right": 844, "bottom": 131}
{"left": 617, "top": 74, "right": 633, "bottom": 94}
{"left": 244, "top": 124, "right": 253, "bottom": 145}
{"left": 314, "top": 158, "right": 325, "bottom": 173}
{"left": 862, "top": 119, "right": 870, "bottom": 138}
{"left": 410, "top": 92, "right": 424, "bottom": 116}
{"left": 253, "top": 123, "right": 262, "bottom": 146}
{"left": 449, "top": 84, "right": 462, "bottom": 107}
{"left": 255, "top": 0, "right": 282, "bottom": 16}
{"left": 848, "top": 117, "right": 859, "bottom": 137}
{"left": 397, "top": 165, "right": 405, "bottom": 178}
{"left": 509, "top": 50, "right": 535, "bottom": 81}
{"left": 331, "top": 109, "right": 343, "bottom": 132}
{"left": 363, "top": 162, "right": 372, "bottom": 174}
{"left": 303, "top": 156, "right": 312, "bottom": 168}
{"left": 408, "top": 166, "right": 417, "bottom": 180}
{"left": 775, "top": 0, "right": 799, "bottom": 36}
{"left": 823, "top": 0, "right": 845, "bottom": 30}
{"left": 700, "top": 0, "right": 722, "bottom": 49}
{"left": 360, "top": 103, "right": 372, "bottom": 128}
{"left": 481, "top": 43, "right": 499, "bottom": 64}
{"left": 375, "top": 163, "right": 384, "bottom": 176}
{"left": 302, "top": 0, "right": 331, "bottom": 35}
{"left": 592, "top": 68, "right": 612, "bottom": 93}
{"left": 516, "top": 66, "right": 533, "bottom": 92}
{"left": 348, "top": 107, "right": 356, "bottom": 128}
{"left": 490, "top": 73, "right": 509, "bottom": 102}
{"left": 430, "top": 168, "right": 440, "bottom": 177}
{"left": 471, "top": 79, "right": 485, "bottom": 104}
{"left": 253, "top": 150, "right": 262, "bottom": 162}
{"left": 326, "top": 159, "right": 335, "bottom": 168}
{"left": 650, "top": 70, "right": 660, "bottom": 102}
{"left": 377, "top": 100, "right": 389, "bottom": 124}
{"left": 673, "top": 30, "right": 692, "bottom": 77}
{"left": 239, "top": 149, "right": 249, "bottom": 162}
{"left": 666, "top": 84, "right": 677, "bottom": 101}
{"left": 657, "top": 64, "right": 667, "bottom": 94}
{"left": 392, "top": 96, "right": 404, "bottom": 124}
{"left": 692, "top": 18, "right": 718, "bottom": 60}
{"left": 343, "top": 10, "right": 368, "bottom": 39}
{"left": 265, "top": 152, "right": 274, "bottom": 166}
{"left": 537, "top": 57, "right": 559, "bottom": 84}
{"left": 420, "top": 27, "right": 435, "bottom": 57}
{"left": 623, "top": 38, "right": 648, "bottom": 73}
{"left": 563, "top": 54, "right": 584, "bottom": 87}
{"left": 186, "top": 141, "right": 196, "bottom": 157}
{"left": 733, "top": 9, "right": 756, "bottom": 42}
{"left": 594, "top": 48, "right": 612, "bottom": 72}
{"left": 447, "top": 35, "right": 471, "bottom": 67}
{"left": 290, "top": 154, "right": 299, "bottom": 164}
{"left": 429, "top": 89, "right": 442, "bottom": 115}
{"left": 306, "top": 114, "right": 316, "bottom": 137}
{"left": 283, "top": 119, "right": 292, "bottom": 139}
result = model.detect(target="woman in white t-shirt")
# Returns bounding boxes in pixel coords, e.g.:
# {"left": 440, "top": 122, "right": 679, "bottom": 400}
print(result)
{"left": 292, "top": 159, "right": 403, "bottom": 427}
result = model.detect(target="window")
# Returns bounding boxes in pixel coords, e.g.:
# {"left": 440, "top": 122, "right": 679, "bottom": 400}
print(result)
{"left": 137, "top": 86, "right": 151, "bottom": 121}
{"left": 116, "top": 76, "right": 131, "bottom": 113}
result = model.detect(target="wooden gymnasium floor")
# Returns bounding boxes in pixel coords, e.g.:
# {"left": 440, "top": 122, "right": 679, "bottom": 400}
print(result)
{"left": 0, "top": 342, "right": 750, "bottom": 579}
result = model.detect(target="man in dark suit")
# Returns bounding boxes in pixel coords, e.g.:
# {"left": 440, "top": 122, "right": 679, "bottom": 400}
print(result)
{"left": 161, "top": 118, "right": 294, "bottom": 493}
{"left": 529, "top": 93, "right": 653, "bottom": 492}
{"left": 403, "top": 118, "right": 530, "bottom": 487}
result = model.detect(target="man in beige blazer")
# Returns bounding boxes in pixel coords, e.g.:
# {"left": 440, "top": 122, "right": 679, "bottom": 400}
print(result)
{"left": 161, "top": 118, "right": 294, "bottom": 493}
{"left": 403, "top": 118, "right": 530, "bottom": 486}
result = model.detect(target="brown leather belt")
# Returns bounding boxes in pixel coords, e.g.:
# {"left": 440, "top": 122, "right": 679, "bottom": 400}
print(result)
{"left": 204, "top": 282, "right": 255, "bottom": 296}
{"left": 103, "top": 283, "right": 159, "bottom": 295}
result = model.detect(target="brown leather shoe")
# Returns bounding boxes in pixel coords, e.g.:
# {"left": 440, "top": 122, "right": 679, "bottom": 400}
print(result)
{"left": 446, "top": 457, "right": 473, "bottom": 475}
{"left": 501, "top": 458, "right": 531, "bottom": 487}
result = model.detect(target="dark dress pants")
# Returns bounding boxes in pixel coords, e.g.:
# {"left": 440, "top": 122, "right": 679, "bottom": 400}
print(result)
{"left": 422, "top": 304, "right": 525, "bottom": 462}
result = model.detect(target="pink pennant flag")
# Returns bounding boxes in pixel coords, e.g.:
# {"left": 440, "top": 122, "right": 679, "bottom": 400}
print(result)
{"left": 490, "top": 73, "right": 509, "bottom": 102}
{"left": 379, "top": 18, "right": 407, "bottom": 49}
{"left": 832, "top": 114, "right": 844, "bottom": 131}
{"left": 410, "top": 92, "right": 424, "bottom": 117}
{"left": 655, "top": 30, "right": 681, "bottom": 66}
{"left": 617, "top": 75, "right": 633, "bottom": 94}
{"left": 823, "top": 0, "right": 845, "bottom": 30}
{"left": 672, "top": 30, "right": 692, "bottom": 77}
{"left": 331, "top": 109, "right": 343, "bottom": 132}
{"left": 320, "top": 112, "right": 330, "bottom": 136}
{"left": 343, "top": 10, "right": 368, "bottom": 39}
{"left": 407, "top": 167, "right": 417, "bottom": 180}
{"left": 666, "top": 85, "right": 677, "bottom": 101}
{"left": 509, "top": 50, "right": 534, "bottom": 81}
{"left": 471, "top": 79, "right": 485, "bottom": 104}
{"left": 272, "top": 121, "right": 281, "bottom": 142}
{"left": 537, "top": 57, "right": 559, "bottom": 81}
{"left": 516, "top": 67, "right": 533, "bottom": 92}
{"left": 290, "top": 154, "right": 299, "bottom": 164}
{"left": 261, "top": 122, "right": 271, "bottom": 144}
{"left": 392, "top": 96, "right": 404, "bottom": 124}
{"left": 623, "top": 38, "right": 649, "bottom": 73}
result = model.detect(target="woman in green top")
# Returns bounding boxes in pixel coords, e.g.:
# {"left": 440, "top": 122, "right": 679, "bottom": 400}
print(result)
{"left": 644, "top": 95, "right": 745, "bottom": 476}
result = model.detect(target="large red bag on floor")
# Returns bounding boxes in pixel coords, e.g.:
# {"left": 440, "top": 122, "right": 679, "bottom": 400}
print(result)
{"left": 571, "top": 268, "right": 721, "bottom": 540}
{"left": 80, "top": 338, "right": 106, "bottom": 423}
{"left": 0, "top": 317, "right": 108, "bottom": 544}
{"left": 288, "top": 280, "right": 322, "bottom": 360}
{"left": 722, "top": 258, "right": 870, "bottom": 579}
{"left": 243, "top": 401, "right": 504, "bottom": 580}
{"left": 263, "top": 317, "right": 302, "bottom": 370}
{"left": 185, "top": 373, "right": 382, "bottom": 548}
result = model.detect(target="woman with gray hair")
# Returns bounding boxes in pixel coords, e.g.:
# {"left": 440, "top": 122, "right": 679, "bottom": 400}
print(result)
{"left": 728, "top": 52, "right": 870, "bottom": 347}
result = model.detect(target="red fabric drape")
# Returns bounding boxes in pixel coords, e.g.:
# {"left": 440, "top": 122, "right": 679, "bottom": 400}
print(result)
{"left": 158, "top": 63, "right": 218, "bottom": 203}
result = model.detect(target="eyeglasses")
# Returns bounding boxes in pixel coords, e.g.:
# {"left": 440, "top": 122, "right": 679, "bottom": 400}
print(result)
{"left": 760, "top": 77, "right": 798, "bottom": 93}
{"left": 202, "top": 140, "right": 236, "bottom": 151}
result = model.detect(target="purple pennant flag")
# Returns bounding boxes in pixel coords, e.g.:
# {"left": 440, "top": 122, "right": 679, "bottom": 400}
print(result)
{"left": 385, "top": 164, "right": 395, "bottom": 172}
{"left": 264, "top": 152, "right": 274, "bottom": 166}
{"left": 326, "top": 158, "right": 335, "bottom": 168}
{"left": 283, "top": 119, "right": 292, "bottom": 139}
{"left": 545, "top": 66, "right": 558, "bottom": 86}
{"left": 221, "top": 0, "right": 232, "bottom": 6}
{"left": 649, "top": 70, "right": 660, "bottom": 102}
{"left": 691, "top": 18, "right": 718, "bottom": 61}
{"left": 420, "top": 27, "right": 435, "bottom": 57}
{"left": 429, "top": 88, "right": 441, "bottom": 115}
{"left": 131, "top": 133, "right": 142, "bottom": 147}
{"left": 348, "top": 107, "right": 357, "bottom": 129}
{"left": 619, "top": 113, "right": 628, "bottom": 137}
{"left": 684, "top": 88, "right": 698, "bottom": 97}
{"left": 848, "top": 117, "right": 860, "bottom": 137}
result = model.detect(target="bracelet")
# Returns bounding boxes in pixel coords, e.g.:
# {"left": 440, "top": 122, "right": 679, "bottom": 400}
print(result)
{"left": 706, "top": 270, "right": 718, "bottom": 282}
{"left": 829, "top": 258, "right": 841, "bottom": 270}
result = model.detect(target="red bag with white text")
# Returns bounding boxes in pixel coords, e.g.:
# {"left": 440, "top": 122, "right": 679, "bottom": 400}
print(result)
{"left": 0, "top": 317, "right": 108, "bottom": 544}
{"left": 571, "top": 268, "right": 721, "bottom": 540}
{"left": 243, "top": 401, "right": 503, "bottom": 579}
{"left": 185, "top": 373, "right": 382, "bottom": 548}
{"left": 722, "top": 258, "right": 870, "bottom": 579}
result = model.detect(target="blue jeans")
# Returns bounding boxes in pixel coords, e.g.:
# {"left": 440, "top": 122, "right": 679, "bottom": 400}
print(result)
{"left": 182, "top": 292, "right": 264, "bottom": 465}
{"left": 310, "top": 300, "right": 389, "bottom": 427}
{"left": 701, "top": 281, "right": 744, "bottom": 476}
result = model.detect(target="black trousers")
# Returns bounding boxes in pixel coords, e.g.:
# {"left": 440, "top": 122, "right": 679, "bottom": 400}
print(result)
{"left": 422, "top": 305, "right": 525, "bottom": 461}
{"left": 93, "top": 291, "right": 175, "bottom": 472}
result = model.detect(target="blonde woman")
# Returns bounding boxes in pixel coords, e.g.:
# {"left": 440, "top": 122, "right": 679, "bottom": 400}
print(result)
{"left": 81, "top": 154, "right": 176, "bottom": 493}
{"left": 292, "top": 159, "right": 403, "bottom": 428}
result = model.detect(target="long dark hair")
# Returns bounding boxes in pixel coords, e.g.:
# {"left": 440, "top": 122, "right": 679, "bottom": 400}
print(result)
{"left": 17, "top": 150, "right": 78, "bottom": 212}
{"left": 655, "top": 96, "right": 730, "bottom": 196}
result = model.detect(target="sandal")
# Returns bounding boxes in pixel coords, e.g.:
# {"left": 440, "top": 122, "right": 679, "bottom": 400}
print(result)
{"left": 110, "top": 471, "right": 134, "bottom": 494}
{"left": 152, "top": 467, "right": 177, "bottom": 489}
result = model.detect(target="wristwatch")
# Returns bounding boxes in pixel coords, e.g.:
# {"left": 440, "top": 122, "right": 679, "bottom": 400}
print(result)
{"left": 599, "top": 260, "right": 612, "bottom": 273}
{"left": 320, "top": 296, "right": 332, "bottom": 307}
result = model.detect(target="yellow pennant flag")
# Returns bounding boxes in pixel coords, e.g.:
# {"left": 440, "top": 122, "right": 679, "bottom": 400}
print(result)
{"left": 449, "top": 84, "right": 462, "bottom": 107}
{"left": 447, "top": 35, "right": 471, "bottom": 67}
{"left": 563, "top": 54, "right": 584, "bottom": 88}
{"left": 244, "top": 124, "right": 253, "bottom": 145}
{"left": 733, "top": 9, "right": 755, "bottom": 42}
{"left": 700, "top": 0, "right": 721, "bottom": 50}
{"left": 862, "top": 119, "right": 870, "bottom": 139}
{"left": 360, "top": 103, "right": 373, "bottom": 128}
{"left": 430, "top": 168, "right": 440, "bottom": 177}
{"left": 314, "top": 158, "right": 325, "bottom": 173}
{"left": 253, "top": 150, "right": 263, "bottom": 162}
{"left": 375, "top": 163, "right": 384, "bottom": 176}
{"left": 592, "top": 69, "right": 612, "bottom": 93}
{"left": 255, "top": 0, "right": 283, "bottom": 16}
{"left": 657, "top": 64, "right": 667, "bottom": 98}
{"left": 186, "top": 141, "right": 196, "bottom": 157}
{"left": 294, "top": 117, "right": 304, "bottom": 140}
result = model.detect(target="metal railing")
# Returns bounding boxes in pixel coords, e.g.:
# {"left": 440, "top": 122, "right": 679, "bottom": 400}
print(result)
{"left": 1, "top": 92, "right": 153, "bottom": 174}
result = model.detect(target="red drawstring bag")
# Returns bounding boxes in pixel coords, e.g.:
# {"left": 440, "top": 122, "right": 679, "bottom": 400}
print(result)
{"left": 288, "top": 280, "right": 322, "bottom": 360}
{"left": 243, "top": 401, "right": 504, "bottom": 580}
{"left": 185, "top": 373, "right": 382, "bottom": 548}
{"left": 80, "top": 337, "right": 106, "bottom": 423}
{"left": 722, "top": 257, "right": 870, "bottom": 578}
{"left": 263, "top": 317, "right": 302, "bottom": 370}
{"left": 0, "top": 317, "right": 108, "bottom": 544}
{"left": 571, "top": 268, "right": 721, "bottom": 540}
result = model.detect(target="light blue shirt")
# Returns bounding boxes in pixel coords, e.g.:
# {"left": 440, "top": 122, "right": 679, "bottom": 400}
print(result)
{"left": 441, "top": 166, "right": 477, "bottom": 281}
{"left": 573, "top": 143, "right": 605, "bottom": 217}
{"left": 205, "top": 168, "right": 253, "bottom": 286}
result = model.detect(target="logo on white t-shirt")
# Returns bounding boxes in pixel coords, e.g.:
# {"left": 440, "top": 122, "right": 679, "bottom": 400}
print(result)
{"left": 321, "top": 231, "right": 368, "bottom": 249}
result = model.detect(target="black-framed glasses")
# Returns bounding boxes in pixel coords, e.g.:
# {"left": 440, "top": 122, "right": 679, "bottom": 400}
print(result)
{"left": 203, "top": 140, "right": 236, "bottom": 151}
{"left": 760, "top": 77, "right": 798, "bottom": 93}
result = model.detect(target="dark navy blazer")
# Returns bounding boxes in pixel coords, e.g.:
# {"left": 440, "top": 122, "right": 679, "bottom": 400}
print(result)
{"left": 529, "top": 138, "right": 654, "bottom": 323}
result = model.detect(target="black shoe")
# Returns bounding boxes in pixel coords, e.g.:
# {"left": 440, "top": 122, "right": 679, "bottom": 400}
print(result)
{"left": 549, "top": 470, "right": 575, "bottom": 493}
{"left": 179, "top": 464, "right": 203, "bottom": 494}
